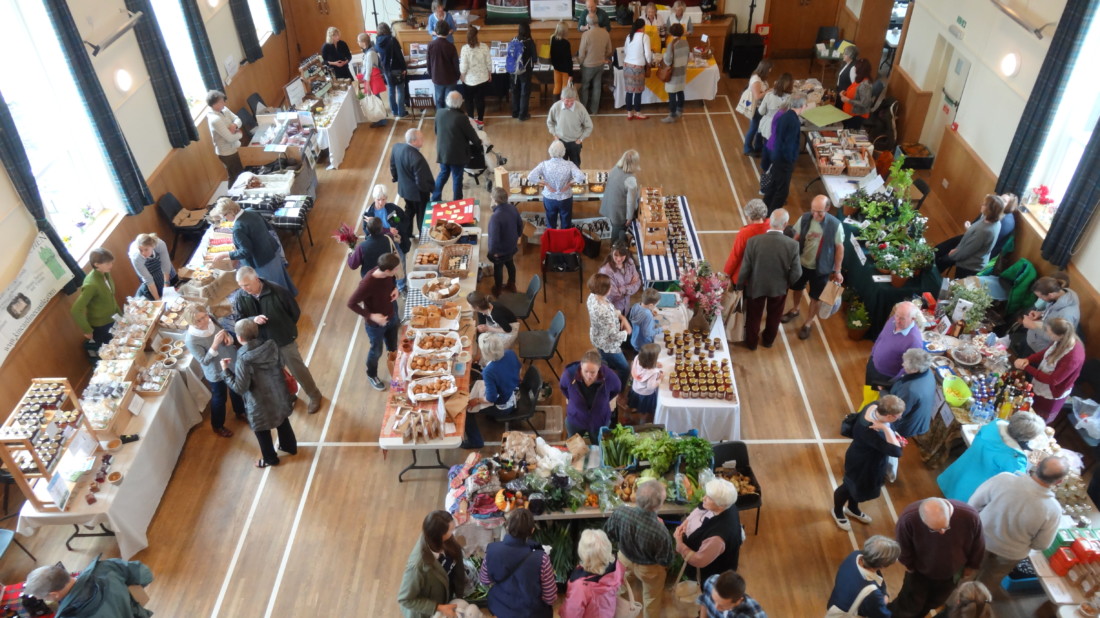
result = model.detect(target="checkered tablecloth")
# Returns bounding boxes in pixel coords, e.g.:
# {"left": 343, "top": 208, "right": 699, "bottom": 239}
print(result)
{"left": 403, "top": 288, "right": 434, "bottom": 320}
{"left": 630, "top": 195, "right": 704, "bottom": 285}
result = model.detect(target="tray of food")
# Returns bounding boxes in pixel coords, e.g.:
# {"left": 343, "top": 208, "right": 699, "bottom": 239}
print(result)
{"left": 409, "top": 303, "right": 461, "bottom": 330}
{"left": 949, "top": 346, "right": 982, "bottom": 366}
{"left": 413, "top": 331, "right": 462, "bottom": 357}
{"left": 439, "top": 245, "right": 473, "bottom": 279}
{"left": 407, "top": 354, "right": 453, "bottom": 377}
{"left": 135, "top": 364, "right": 173, "bottom": 396}
{"left": 408, "top": 270, "right": 439, "bottom": 290}
{"left": 412, "top": 246, "right": 442, "bottom": 271}
{"left": 407, "top": 375, "right": 458, "bottom": 401}
{"left": 428, "top": 220, "right": 464, "bottom": 246}
{"left": 422, "top": 277, "right": 461, "bottom": 302}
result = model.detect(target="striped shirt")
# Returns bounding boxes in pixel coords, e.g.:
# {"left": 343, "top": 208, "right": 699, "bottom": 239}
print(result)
{"left": 478, "top": 552, "right": 558, "bottom": 605}
{"left": 699, "top": 575, "right": 768, "bottom": 618}
{"left": 527, "top": 157, "right": 586, "bottom": 201}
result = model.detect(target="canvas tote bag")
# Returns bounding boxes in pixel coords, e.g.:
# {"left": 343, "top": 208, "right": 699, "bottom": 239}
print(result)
{"left": 824, "top": 583, "right": 878, "bottom": 617}
{"left": 614, "top": 580, "right": 643, "bottom": 618}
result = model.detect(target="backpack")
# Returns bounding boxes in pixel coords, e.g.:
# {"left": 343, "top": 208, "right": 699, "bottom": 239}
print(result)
{"left": 506, "top": 37, "right": 528, "bottom": 75}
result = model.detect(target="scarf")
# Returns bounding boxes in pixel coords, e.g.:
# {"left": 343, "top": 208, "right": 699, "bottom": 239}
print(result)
{"left": 188, "top": 322, "right": 217, "bottom": 338}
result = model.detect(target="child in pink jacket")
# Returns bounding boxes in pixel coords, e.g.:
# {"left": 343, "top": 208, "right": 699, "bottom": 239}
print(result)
{"left": 561, "top": 529, "right": 626, "bottom": 617}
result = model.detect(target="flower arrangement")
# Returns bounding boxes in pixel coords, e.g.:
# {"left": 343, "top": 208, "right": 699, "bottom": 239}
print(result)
{"left": 331, "top": 222, "right": 359, "bottom": 250}
{"left": 846, "top": 299, "right": 870, "bottom": 330}
{"left": 1033, "top": 184, "right": 1054, "bottom": 206}
{"left": 679, "top": 261, "right": 729, "bottom": 322}
{"left": 867, "top": 238, "right": 935, "bottom": 279}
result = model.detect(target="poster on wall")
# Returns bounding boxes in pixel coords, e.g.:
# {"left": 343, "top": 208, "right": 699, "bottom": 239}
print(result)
{"left": 0, "top": 233, "right": 71, "bottom": 367}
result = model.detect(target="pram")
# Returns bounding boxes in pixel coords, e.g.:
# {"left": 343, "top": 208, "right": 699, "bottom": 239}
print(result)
{"left": 464, "top": 117, "right": 507, "bottom": 190}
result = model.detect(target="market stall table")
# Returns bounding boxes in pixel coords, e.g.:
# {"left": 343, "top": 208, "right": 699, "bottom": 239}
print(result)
{"left": 314, "top": 87, "right": 363, "bottom": 169}
{"left": 804, "top": 142, "right": 885, "bottom": 206}
{"left": 612, "top": 53, "right": 719, "bottom": 108}
{"left": 630, "top": 195, "right": 704, "bottom": 286}
{"left": 506, "top": 170, "right": 608, "bottom": 204}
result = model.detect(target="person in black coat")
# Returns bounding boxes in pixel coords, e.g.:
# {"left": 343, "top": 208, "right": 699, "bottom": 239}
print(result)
{"left": 831, "top": 395, "right": 905, "bottom": 531}
{"left": 321, "top": 27, "right": 354, "bottom": 79}
{"left": 674, "top": 478, "right": 743, "bottom": 582}
{"left": 835, "top": 45, "right": 859, "bottom": 108}
{"left": 391, "top": 129, "right": 436, "bottom": 231}
{"left": 432, "top": 91, "right": 482, "bottom": 202}
{"left": 376, "top": 23, "right": 408, "bottom": 117}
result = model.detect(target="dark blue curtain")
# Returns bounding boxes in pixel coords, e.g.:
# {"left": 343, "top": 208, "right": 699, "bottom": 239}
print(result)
{"left": 265, "top": 0, "right": 285, "bottom": 35}
{"left": 1041, "top": 117, "right": 1100, "bottom": 267}
{"left": 229, "top": 0, "right": 264, "bottom": 63}
{"left": 43, "top": 0, "right": 153, "bottom": 216}
{"left": 0, "top": 91, "right": 87, "bottom": 294}
{"left": 125, "top": 0, "right": 199, "bottom": 149}
{"left": 996, "top": 0, "right": 1099, "bottom": 195}
{"left": 180, "top": 0, "right": 225, "bottom": 92}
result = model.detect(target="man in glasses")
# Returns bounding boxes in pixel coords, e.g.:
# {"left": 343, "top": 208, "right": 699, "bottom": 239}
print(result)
{"left": 890, "top": 497, "right": 985, "bottom": 617}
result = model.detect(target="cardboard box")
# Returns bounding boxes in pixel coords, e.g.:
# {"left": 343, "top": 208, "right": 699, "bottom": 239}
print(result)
{"left": 172, "top": 208, "right": 208, "bottom": 227}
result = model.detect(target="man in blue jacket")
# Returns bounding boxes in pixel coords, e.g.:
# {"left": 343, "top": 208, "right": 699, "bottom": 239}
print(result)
{"left": 24, "top": 556, "right": 153, "bottom": 618}
{"left": 762, "top": 94, "right": 807, "bottom": 214}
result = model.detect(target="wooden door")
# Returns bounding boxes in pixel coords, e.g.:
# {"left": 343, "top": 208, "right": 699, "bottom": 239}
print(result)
{"left": 765, "top": 0, "right": 842, "bottom": 58}
{"left": 286, "top": 0, "right": 365, "bottom": 65}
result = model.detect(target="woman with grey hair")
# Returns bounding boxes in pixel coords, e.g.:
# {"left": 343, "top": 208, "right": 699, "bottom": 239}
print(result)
{"left": 938, "top": 410, "right": 1045, "bottom": 501}
{"left": 527, "top": 139, "right": 586, "bottom": 229}
{"left": 208, "top": 197, "right": 296, "bottom": 295}
{"left": 362, "top": 184, "right": 411, "bottom": 290}
{"left": 888, "top": 348, "right": 937, "bottom": 439}
{"left": 461, "top": 332, "right": 522, "bottom": 449}
{"left": 827, "top": 535, "right": 899, "bottom": 617}
{"left": 832, "top": 394, "right": 905, "bottom": 530}
{"left": 600, "top": 149, "right": 641, "bottom": 243}
{"left": 673, "top": 478, "right": 743, "bottom": 581}
{"left": 943, "top": 581, "right": 993, "bottom": 618}
{"left": 561, "top": 529, "right": 625, "bottom": 616}
{"left": 723, "top": 199, "right": 771, "bottom": 283}
{"left": 665, "top": 0, "right": 695, "bottom": 34}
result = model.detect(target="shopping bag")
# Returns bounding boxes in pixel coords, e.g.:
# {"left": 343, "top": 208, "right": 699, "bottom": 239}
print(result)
{"left": 283, "top": 367, "right": 299, "bottom": 397}
{"left": 672, "top": 561, "right": 701, "bottom": 605}
{"left": 735, "top": 85, "right": 756, "bottom": 119}
{"left": 859, "top": 385, "right": 880, "bottom": 410}
{"left": 615, "top": 579, "right": 643, "bottom": 618}
{"left": 825, "top": 583, "right": 878, "bottom": 617}
{"left": 361, "top": 94, "right": 389, "bottom": 124}
{"left": 724, "top": 290, "right": 746, "bottom": 343}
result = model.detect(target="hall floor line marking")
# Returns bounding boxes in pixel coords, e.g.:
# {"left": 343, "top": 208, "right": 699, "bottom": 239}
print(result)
{"left": 294, "top": 438, "right": 855, "bottom": 447}
{"left": 208, "top": 461, "right": 272, "bottom": 618}
{"left": 703, "top": 96, "right": 747, "bottom": 227}
{"left": 473, "top": 111, "right": 733, "bottom": 120}
{"left": 722, "top": 94, "right": 763, "bottom": 194}
{"left": 696, "top": 230, "right": 741, "bottom": 234}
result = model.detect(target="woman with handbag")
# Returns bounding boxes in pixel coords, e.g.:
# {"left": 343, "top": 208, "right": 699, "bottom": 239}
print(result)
{"left": 460, "top": 25, "right": 492, "bottom": 124}
{"left": 622, "top": 19, "right": 654, "bottom": 120}
{"left": 826, "top": 535, "right": 900, "bottom": 617}
{"left": 480, "top": 509, "right": 556, "bottom": 618}
{"left": 398, "top": 510, "right": 466, "bottom": 618}
{"left": 740, "top": 60, "right": 773, "bottom": 154}
{"left": 660, "top": 23, "right": 690, "bottom": 123}
{"left": 673, "top": 478, "right": 743, "bottom": 583}
{"left": 209, "top": 198, "right": 297, "bottom": 296}
{"left": 220, "top": 319, "right": 297, "bottom": 469}
{"left": 357, "top": 32, "right": 389, "bottom": 127}
{"left": 376, "top": 23, "right": 408, "bottom": 118}
{"left": 561, "top": 529, "right": 625, "bottom": 617}
{"left": 756, "top": 72, "right": 792, "bottom": 172}
{"left": 830, "top": 395, "right": 904, "bottom": 530}
{"left": 184, "top": 303, "right": 244, "bottom": 438}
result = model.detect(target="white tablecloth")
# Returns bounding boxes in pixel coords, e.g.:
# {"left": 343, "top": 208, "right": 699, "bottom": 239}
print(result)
{"left": 612, "top": 58, "right": 720, "bottom": 108}
{"left": 17, "top": 369, "right": 205, "bottom": 559}
{"left": 654, "top": 308, "right": 741, "bottom": 441}
{"left": 315, "top": 89, "right": 361, "bottom": 169}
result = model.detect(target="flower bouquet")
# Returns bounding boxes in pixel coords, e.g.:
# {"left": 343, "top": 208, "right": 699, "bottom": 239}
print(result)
{"left": 679, "top": 261, "right": 729, "bottom": 331}
{"left": 331, "top": 222, "right": 359, "bottom": 250}
{"left": 846, "top": 299, "right": 870, "bottom": 340}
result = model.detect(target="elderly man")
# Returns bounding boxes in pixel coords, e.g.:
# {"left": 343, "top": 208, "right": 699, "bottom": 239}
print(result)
{"left": 24, "top": 557, "right": 153, "bottom": 617}
{"left": 889, "top": 348, "right": 937, "bottom": 440}
{"left": 233, "top": 267, "right": 323, "bottom": 414}
{"left": 205, "top": 90, "right": 243, "bottom": 186}
{"left": 578, "top": 0, "right": 611, "bottom": 32}
{"left": 577, "top": 10, "right": 613, "bottom": 113}
{"left": 723, "top": 199, "right": 770, "bottom": 283}
{"left": 605, "top": 480, "right": 675, "bottom": 618}
{"left": 763, "top": 94, "right": 808, "bottom": 214}
{"left": 347, "top": 253, "right": 401, "bottom": 391}
{"left": 738, "top": 208, "right": 801, "bottom": 350}
{"left": 390, "top": 129, "right": 435, "bottom": 231}
{"left": 433, "top": 91, "right": 482, "bottom": 202}
{"left": 867, "top": 301, "right": 924, "bottom": 388}
{"left": 970, "top": 456, "right": 1067, "bottom": 595}
{"left": 784, "top": 194, "right": 844, "bottom": 340}
{"left": 699, "top": 571, "right": 766, "bottom": 618}
{"left": 546, "top": 86, "right": 593, "bottom": 166}
{"left": 890, "top": 498, "right": 985, "bottom": 618}
{"left": 426, "top": 20, "right": 460, "bottom": 108}
{"left": 527, "top": 140, "right": 586, "bottom": 229}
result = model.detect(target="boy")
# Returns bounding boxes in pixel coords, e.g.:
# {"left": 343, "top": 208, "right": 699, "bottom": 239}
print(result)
{"left": 628, "top": 288, "right": 663, "bottom": 351}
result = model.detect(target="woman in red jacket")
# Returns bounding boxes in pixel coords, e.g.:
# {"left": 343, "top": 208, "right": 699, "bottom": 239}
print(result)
{"left": 1014, "top": 317, "right": 1085, "bottom": 423}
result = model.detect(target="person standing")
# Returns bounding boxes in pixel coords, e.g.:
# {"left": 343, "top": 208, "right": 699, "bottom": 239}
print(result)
{"left": 427, "top": 0, "right": 457, "bottom": 43}
{"left": 762, "top": 94, "right": 807, "bottom": 214}
{"left": 866, "top": 301, "right": 924, "bottom": 387}
{"left": 577, "top": 0, "right": 611, "bottom": 32}
{"left": 577, "top": 13, "right": 612, "bottom": 114}
{"left": 71, "top": 248, "right": 121, "bottom": 347}
{"left": 723, "top": 200, "right": 770, "bottom": 284}
{"left": 233, "top": 267, "right": 323, "bottom": 415}
{"left": 969, "top": 457, "right": 1067, "bottom": 595}
{"left": 527, "top": 140, "right": 586, "bottom": 230}
{"left": 376, "top": 22, "right": 409, "bottom": 117}
{"left": 459, "top": 25, "right": 492, "bottom": 124}
{"left": 398, "top": 510, "right": 466, "bottom": 618}
{"left": 737, "top": 208, "right": 801, "bottom": 351}
{"left": 835, "top": 45, "right": 859, "bottom": 106}
{"left": 127, "top": 233, "right": 177, "bottom": 301}
{"left": 587, "top": 273, "right": 631, "bottom": 384}
{"left": 391, "top": 129, "right": 435, "bottom": 231}
{"left": 221, "top": 318, "right": 298, "bottom": 468}
{"left": 888, "top": 348, "right": 937, "bottom": 441}
{"left": 622, "top": 20, "right": 654, "bottom": 120}
{"left": 600, "top": 150, "right": 641, "bottom": 243}
{"left": 550, "top": 21, "right": 573, "bottom": 97}
{"left": 830, "top": 395, "right": 904, "bottom": 530}
{"left": 347, "top": 216, "right": 397, "bottom": 279}
{"left": 428, "top": 21, "right": 460, "bottom": 109}
{"left": 698, "top": 572, "right": 767, "bottom": 618}
{"left": 24, "top": 558, "right": 153, "bottom": 618}
{"left": 937, "top": 412, "right": 1046, "bottom": 502}
{"left": 741, "top": 60, "right": 772, "bottom": 151}
{"left": 605, "top": 479, "right": 674, "bottom": 618}
{"left": 827, "top": 535, "right": 899, "bottom": 618}
{"left": 487, "top": 186, "right": 523, "bottom": 294}
{"left": 509, "top": 22, "right": 537, "bottom": 121}
{"left": 890, "top": 498, "right": 985, "bottom": 618}
{"left": 784, "top": 194, "right": 844, "bottom": 340}
{"left": 756, "top": 73, "right": 793, "bottom": 171}
{"left": 184, "top": 302, "right": 245, "bottom": 438}
{"left": 561, "top": 349, "right": 622, "bottom": 438}
{"left": 661, "top": 24, "right": 691, "bottom": 123}
{"left": 209, "top": 197, "right": 297, "bottom": 295}
{"left": 546, "top": 86, "right": 593, "bottom": 166}
{"left": 205, "top": 90, "right": 244, "bottom": 187}
{"left": 561, "top": 529, "right": 624, "bottom": 618}
{"left": 357, "top": 32, "right": 389, "bottom": 128}
{"left": 433, "top": 91, "right": 481, "bottom": 202}
{"left": 321, "top": 27, "right": 353, "bottom": 79}
{"left": 1014, "top": 317, "right": 1086, "bottom": 423}
{"left": 347, "top": 253, "right": 401, "bottom": 391}
{"left": 481, "top": 509, "right": 556, "bottom": 618}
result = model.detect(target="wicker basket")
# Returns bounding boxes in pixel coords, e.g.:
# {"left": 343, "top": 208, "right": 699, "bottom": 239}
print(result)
{"left": 439, "top": 245, "right": 474, "bottom": 279}
{"left": 847, "top": 163, "right": 874, "bottom": 177}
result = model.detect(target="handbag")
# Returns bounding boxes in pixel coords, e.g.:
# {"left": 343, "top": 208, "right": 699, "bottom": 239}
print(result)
{"left": 759, "top": 168, "right": 774, "bottom": 195}
{"left": 283, "top": 367, "right": 299, "bottom": 396}
{"left": 614, "top": 579, "right": 643, "bottom": 618}
{"left": 385, "top": 234, "right": 406, "bottom": 278}
{"left": 735, "top": 85, "right": 757, "bottom": 119}
{"left": 656, "top": 61, "right": 673, "bottom": 83}
{"left": 723, "top": 289, "right": 746, "bottom": 343}
{"left": 672, "top": 560, "right": 701, "bottom": 605}
{"left": 839, "top": 410, "right": 860, "bottom": 438}
{"left": 825, "top": 583, "right": 879, "bottom": 617}
{"left": 362, "top": 94, "right": 389, "bottom": 124}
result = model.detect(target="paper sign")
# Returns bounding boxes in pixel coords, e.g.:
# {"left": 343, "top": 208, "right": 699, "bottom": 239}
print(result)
{"left": 872, "top": 274, "right": 892, "bottom": 283}
{"left": 431, "top": 199, "right": 477, "bottom": 225}
{"left": 46, "top": 473, "right": 71, "bottom": 511}
{"left": 264, "top": 144, "right": 289, "bottom": 153}
{"left": 850, "top": 235, "right": 867, "bottom": 265}
{"left": 938, "top": 401, "right": 954, "bottom": 425}
{"left": 45, "top": 422, "right": 59, "bottom": 439}
{"left": 128, "top": 395, "right": 145, "bottom": 416}
{"left": 951, "top": 299, "right": 973, "bottom": 323}
{"left": 700, "top": 34, "right": 709, "bottom": 43}
{"left": 70, "top": 429, "right": 98, "bottom": 459}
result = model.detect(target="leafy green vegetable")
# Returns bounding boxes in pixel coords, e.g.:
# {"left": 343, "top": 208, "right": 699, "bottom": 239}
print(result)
{"left": 632, "top": 431, "right": 677, "bottom": 476}
{"left": 676, "top": 437, "right": 714, "bottom": 477}
{"left": 533, "top": 521, "right": 576, "bottom": 583}
{"left": 601, "top": 424, "right": 637, "bottom": 468}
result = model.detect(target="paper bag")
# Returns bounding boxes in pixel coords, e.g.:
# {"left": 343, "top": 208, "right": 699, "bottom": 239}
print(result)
{"left": 493, "top": 166, "right": 510, "bottom": 193}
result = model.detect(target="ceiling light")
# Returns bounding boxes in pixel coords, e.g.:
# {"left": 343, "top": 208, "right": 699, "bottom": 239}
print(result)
{"left": 1000, "top": 52, "right": 1021, "bottom": 77}
{"left": 114, "top": 68, "right": 133, "bottom": 92}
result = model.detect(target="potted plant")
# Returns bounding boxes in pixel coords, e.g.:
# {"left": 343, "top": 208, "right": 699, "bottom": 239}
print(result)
{"left": 841, "top": 188, "right": 870, "bottom": 219}
{"left": 945, "top": 282, "right": 994, "bottom": 333}
{"left": 679, "top": 261, "right": 730, "bottom": 332}
{"left": 846, "top": 299, "right": 870, "bottom": 340}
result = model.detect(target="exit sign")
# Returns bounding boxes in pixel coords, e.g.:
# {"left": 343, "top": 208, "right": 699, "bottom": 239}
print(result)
{"left": 956, "top": 16, "right": 967, "bottom": 28}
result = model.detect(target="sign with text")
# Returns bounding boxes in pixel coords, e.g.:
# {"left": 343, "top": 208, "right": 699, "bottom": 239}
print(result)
{"left": 0, "top": 233, "right": 70, "bottom": 368}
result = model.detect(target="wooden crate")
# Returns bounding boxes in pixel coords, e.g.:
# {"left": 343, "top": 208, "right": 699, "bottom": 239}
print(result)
{"left": 641, "top": 238, "right": 667, "bottom": 256}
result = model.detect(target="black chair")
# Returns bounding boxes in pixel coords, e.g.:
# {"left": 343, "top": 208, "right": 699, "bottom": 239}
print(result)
{"left": 810, "top": 26, "right": 842, "bottom": 73}
{"left": 541, "top": 252, "right": 584, "bottom": 302}
{"left": 237, "top": 106, "right": 257, "bottom": 137}
{"left": 493, "top": 366, "right": 544, "bottom": 437}
{"left": 518, "top": 311, "right": 566, "bottom": 381}
{"left": 497, "top": 275, "right": 541, "bottom": 329}
{"left": 911, "top": 178, "right": 931, "bottom": 211}
{"left": 156, "top": 192, "right": 209, "bottom": 258}
{"left": 247, "top": 92, "right": 267, "bottom": 116}
{"left": 711, "top": 440, "right": 762, "bottom": 535}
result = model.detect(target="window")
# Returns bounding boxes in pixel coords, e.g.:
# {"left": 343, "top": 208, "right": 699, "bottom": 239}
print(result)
{"left": 0, "top": 0, "right": 125, "bottom": 255}
{"left": 1024, "top": 22, "right": 1100, "bottom": 228}
{"left": 247, "top": 0, "right": 274, "bottom": 43}
{"left": 149, "top": 0, "right": 209, "bottom": 115}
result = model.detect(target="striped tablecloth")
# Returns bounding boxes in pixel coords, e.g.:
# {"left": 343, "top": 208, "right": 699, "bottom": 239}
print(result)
{"left": 630, "top": 195, "right": 704, "bottom": 285}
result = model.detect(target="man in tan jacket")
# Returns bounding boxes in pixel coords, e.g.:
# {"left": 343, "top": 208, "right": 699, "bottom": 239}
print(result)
{"left": 577, "top": 20, "right": 612, "bottom": 114}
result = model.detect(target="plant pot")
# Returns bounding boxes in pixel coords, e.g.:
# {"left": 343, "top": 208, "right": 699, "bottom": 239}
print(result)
{"left": 843, "top": 205, "right": 860, "bottom": 218}
{"left": 890, "top": 273, "right": 908, "bottom": 288}
{"left": 847, "top": 326, "right": 869, "bottom": 341}
{"left": 687, "top": 305, "right": 715, "bottom": 333}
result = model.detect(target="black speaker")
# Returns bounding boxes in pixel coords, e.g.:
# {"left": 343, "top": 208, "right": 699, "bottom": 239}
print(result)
{"left": 725, "top": 33, "right": 765, "bottom": 79}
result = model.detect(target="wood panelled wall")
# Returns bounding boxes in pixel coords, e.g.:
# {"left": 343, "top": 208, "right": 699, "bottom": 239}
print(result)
{"left": 0, "top": 32, "right": 301, "bottom": 417}
{"left": 834, "top": 4, "right": 890, "bottom": 74}
{"left": 286, "top": 0, "right": 364, "bottom": 62}
{"left": 886, "top": 66, "right": 932, "bottom": 146}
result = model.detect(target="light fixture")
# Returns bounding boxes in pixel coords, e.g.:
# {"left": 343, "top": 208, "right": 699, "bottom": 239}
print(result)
{"left": 114, "top": 68, "right": 133, "bottom": 92}
{"left": 1000, "top": 52, "right": 1021, "bottom": 77}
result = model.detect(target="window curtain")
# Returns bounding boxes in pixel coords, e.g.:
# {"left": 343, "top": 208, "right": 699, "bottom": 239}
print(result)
{"left": 995, "top": 0, "right": 1099, "bottom": 195}
{"left": 0, "top": 91, "right": 87, "bottom": 294}
{"left": 125, "top": 0, "right": 199, "bottom": 149}
{"left": 1041, "top": 118, "right": 1100, "bottom": 267}
{"left": 180, "top": 0, "right": 225, "bottom": 92}
{"left": 265, "top": 0, "right": 285, "bottom": 35}
{"left": 43, "top": 0, "right": 154, "bottom": 216}
{"left": 229, "top": 0, "right": 264, "bottom": 63}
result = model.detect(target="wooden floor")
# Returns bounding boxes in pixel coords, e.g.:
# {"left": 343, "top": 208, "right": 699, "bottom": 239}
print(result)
{"left": 0, "top": 61, "right": 1050, "bottom": 617}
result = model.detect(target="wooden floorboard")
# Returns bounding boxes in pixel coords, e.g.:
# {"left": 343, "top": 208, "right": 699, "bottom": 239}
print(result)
{"left": 0, "top": 60, "right": 1048, "bottom": 617}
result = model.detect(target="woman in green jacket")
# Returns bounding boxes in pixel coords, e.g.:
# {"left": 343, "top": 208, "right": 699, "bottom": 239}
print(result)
{"left": 398, "top": 510, "right": 466, "bottom": 617}
{"left": 70, "top": 248, "right": 122, "bottom": 345}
